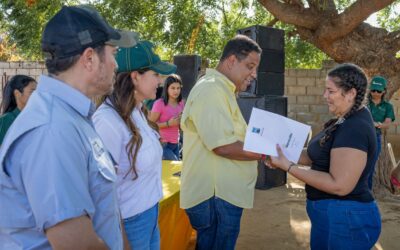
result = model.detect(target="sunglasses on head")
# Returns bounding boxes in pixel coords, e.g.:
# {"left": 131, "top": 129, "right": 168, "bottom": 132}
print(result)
{"left": 371, "top": 90, "right": 383, "bottom": 93}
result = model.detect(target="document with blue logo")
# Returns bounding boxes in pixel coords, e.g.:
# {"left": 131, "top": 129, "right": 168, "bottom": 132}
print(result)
{"left": 243, "top": 107, "right": 311, "bottom": 163}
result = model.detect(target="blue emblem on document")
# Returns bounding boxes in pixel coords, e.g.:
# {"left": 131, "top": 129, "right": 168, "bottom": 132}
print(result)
{"left": 251, "top": 127, "right": 264, "bottom": 136}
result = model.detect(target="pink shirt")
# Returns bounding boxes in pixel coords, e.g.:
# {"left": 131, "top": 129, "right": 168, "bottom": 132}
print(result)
{"left": 152, "top": 99, "right": 185, "bottom": 143}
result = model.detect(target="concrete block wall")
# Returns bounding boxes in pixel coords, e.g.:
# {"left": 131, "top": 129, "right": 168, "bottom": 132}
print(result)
{"left": 285, "top": 67, "right": 400, "bottom": 137}
{"left": 0, "top": 61, "right": 47, "bottom": 90}
{"left": 0, "top": 60, "right": 399, "bottom": 138}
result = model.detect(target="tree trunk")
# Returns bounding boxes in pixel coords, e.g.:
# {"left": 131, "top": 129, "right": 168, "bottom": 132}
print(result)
{"left": 258, "top": 0, "right": 400, "bottom": 199}
{"left": 258, "top": 0, "right": 400, "bottom": 98}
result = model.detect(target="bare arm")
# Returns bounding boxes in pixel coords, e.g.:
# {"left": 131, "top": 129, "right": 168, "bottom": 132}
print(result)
{"left": 46, "top": 215, "right": 108, "bottom": 250}
{"left": 376, "top": 117, "right": 394, "bottom": 129}
{"left": 270, "top": 145, "right": 367, "bottom": 196}
{"left": 148, "top": 111, "right": 180, "bottom": 129}
{"left": 148, "top": 111, "right": 161, "bottom": 123}
{"left": 213, "top": 140, "right": 262, "bottom": 161}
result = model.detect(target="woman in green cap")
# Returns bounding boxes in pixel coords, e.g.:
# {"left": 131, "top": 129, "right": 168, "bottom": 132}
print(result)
{"left": 0, "top": 75, "right": 37, "bottom": 145}
{"left": 367, "top": 76, "right": 396, "bottom": 189}
{"left": 93, "top": 40, "right": 176, "bottom": 249}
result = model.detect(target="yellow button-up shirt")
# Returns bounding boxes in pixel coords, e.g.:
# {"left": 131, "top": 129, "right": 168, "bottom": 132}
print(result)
{"left": 180, "top": 69, "right": 257, "bottom": 209}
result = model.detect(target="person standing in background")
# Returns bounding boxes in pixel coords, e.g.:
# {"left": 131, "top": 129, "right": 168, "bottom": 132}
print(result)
{"left": 367, "top": 76, "right": 396, "bottom": 189}
{"left": 149, "top": 74, "right": 185, "bottom": 160}
{"left": 0, "top": 75, "right": 37, "bottom": 145}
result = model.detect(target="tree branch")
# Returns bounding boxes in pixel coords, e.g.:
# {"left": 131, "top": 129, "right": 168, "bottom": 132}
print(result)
{"left": 325, "top": 0, "right": 337, "bottom": 12}
{"left": 283, "top": 0, "right": 304, "bottom": 8}
{"left": 314, "top": 0, "right": 396, "bottom": 42}
{"left": 266, "top": 17, "right": 278, "bottom": 27}
{"left": 258, "top": 0, "right": 320, "bottom": 30}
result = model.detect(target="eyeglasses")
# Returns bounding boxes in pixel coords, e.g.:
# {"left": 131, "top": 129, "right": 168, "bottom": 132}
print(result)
{"left": 371, "top": 90, "right": 383, "bottom": 93}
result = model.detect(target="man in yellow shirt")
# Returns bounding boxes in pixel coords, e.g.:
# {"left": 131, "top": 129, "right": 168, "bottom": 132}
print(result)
{"left": 180, "top": 35, "right": 263, "bottom": 250}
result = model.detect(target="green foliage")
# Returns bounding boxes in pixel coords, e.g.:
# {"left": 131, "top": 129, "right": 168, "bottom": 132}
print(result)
{"left": 285, "top": 35, "right": 329, "bottom": 69}
{"left": 0, "top": 0, "right": 81, "bottom": 59}
{"left": 0, "top": 0, "right": 396, "bottom": 69}
{"left": 376, "top": 1, "right": 400, "bottom": 32}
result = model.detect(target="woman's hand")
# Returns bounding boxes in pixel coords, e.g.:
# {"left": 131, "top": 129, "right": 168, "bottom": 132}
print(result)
{"left": 168, "top": 116, "right": 180, "bottom": 127}
{"left": 265, "top": 144, "right": 291, "bottom": 171}
{"left": 374, "top": 122, "right": 382, "bottom": 128}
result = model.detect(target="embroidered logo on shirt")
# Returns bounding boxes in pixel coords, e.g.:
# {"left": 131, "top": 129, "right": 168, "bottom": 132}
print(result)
{"left": 90, "top": 137, "right": 116, "bottom": 181}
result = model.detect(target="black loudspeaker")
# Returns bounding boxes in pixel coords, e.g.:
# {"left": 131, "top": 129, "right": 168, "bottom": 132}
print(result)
{"left": 237, "top": 25, "right": 285, "bottom": 96}
{"left": 238, "top": 25, "right": 284, "bottom": 50}
{"left": 173, "top": 55, "right": 201, "bottom": 99}
{"left": 240, "top": 72, "right": 284, "bottom": 98}
{"left": 237, "top": 96, "right": 288, "bottom": 189}
{"left": 237, "top": 95, "right": 287, "bottom": 123}
{"left": 259, "top": 49, "right": 284, "bottom": 73}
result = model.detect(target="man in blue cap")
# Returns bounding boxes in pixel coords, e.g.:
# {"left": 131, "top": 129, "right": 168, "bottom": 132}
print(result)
{"left": 0, "top": 5, "right": 137, "bottom": 249}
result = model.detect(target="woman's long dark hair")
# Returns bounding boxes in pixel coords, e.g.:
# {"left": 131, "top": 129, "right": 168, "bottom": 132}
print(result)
{"left": 162, "top": 74, "right": 183, "bottom": 105}
{"left": 319, "top": 63, "right": 368, "bottom": 146}
{"left": 1, "top": 75, "right": 36, "bottom": 114}
{"left": 100, "top": 69, "right": 158, "bottom": 180}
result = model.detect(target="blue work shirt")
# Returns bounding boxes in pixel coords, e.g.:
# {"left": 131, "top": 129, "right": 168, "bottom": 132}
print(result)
{"left": 0, "top": 75, "right": 123, "bottom": 249}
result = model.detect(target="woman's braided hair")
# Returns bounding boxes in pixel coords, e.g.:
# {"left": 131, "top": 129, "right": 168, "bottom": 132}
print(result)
{"left": 319, "top": 63, "right": 368, "bottom": 146}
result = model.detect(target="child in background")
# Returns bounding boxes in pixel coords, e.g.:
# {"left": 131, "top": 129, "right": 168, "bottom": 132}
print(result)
{"left": 150, "top": 74, "right": 185, "bottom": 160}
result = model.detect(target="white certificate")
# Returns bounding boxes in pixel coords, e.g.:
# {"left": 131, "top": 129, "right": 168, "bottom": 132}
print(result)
{"left": 244, "top": 107, "right": 311, "bottom": 163}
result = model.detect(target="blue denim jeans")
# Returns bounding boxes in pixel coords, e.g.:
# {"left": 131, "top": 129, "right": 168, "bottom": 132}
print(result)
{"left": 185, "top": 196, "right": 243, "bottom": 250}
{"left": 123, "top": 203, "right": 160, "bottom": 250}
{"left": 306, "top": 199, "right": 381, "bottom": 250}
{"left": 369, "top": 133, "right": 381, "bottom": 189}
{"left": 162, "top": 142, "right": 180, "bottom": 160}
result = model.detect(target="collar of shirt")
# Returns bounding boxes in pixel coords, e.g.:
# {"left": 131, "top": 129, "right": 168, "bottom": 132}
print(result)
{"left": 37, "top": 75, "right": 96, "bottom": 118}
{"left": 205, "top": 68, "right": 236, "bottom": 93}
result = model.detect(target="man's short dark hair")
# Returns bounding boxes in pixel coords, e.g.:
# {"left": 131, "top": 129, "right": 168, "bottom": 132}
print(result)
{"left": 46, "top": 45, "right": 105, "bottom": 75}
{"left": 220, "top": 35, "right": 262, "bottom": 62}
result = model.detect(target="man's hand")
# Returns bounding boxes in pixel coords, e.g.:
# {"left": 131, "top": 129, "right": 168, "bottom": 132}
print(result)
{"left": 46, "top": 215, "right": 109, "bottom": 250}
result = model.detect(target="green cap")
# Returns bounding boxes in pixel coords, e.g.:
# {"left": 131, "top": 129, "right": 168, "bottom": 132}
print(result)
{"left": 370, "top": 76, "right": 387, "bottom": 91}
{"left": 116, "top": 40, "right": 176, "bottom": 74}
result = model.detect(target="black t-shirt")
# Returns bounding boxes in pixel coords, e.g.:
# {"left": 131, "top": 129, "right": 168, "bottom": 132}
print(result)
{"left": 306, "top": 107, "right": 376, "bottom": 202}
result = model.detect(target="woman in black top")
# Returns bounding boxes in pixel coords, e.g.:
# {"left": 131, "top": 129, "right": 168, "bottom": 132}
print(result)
{"left": 268, "top": 63, "right": 381, "bottom": 249}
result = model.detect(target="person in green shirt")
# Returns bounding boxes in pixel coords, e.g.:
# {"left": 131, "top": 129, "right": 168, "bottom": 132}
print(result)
{"left": 0, "top": 74, "right": 37, "bottom": 144}
{"left": 367, "top": 75, "right": 396, "bottom": 189}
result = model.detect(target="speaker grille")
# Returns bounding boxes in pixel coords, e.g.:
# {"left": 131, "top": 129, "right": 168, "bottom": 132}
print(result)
{"left": 237, "top": 25, "right": 285, "bottom": 96}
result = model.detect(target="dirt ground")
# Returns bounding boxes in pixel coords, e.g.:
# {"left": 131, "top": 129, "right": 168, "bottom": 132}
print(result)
{"left": 236, "top": 175, "right": 400, "bottom": 250}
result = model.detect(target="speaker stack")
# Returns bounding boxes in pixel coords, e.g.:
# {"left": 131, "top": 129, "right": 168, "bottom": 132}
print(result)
{"left": 237, "top": 25, "right": 287, "bottom": 190}
{"left": 173, "top": 55, "right": 202, "bottom": 99}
